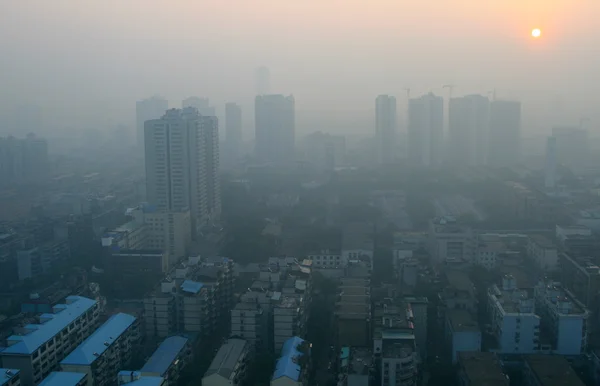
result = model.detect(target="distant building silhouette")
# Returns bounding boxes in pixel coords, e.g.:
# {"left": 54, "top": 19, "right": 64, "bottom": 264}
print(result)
{"left": 488, "top": 100, "right": 521, "bottom": 167}
{"left": 408, "top": 93, "right": 444, "bottom": 167}
{"left": 254, "top": 95, "right": 295, "bottom": 164}
{"left": 182, "top": 96, "right": 216, "bottom": 116}
{"left": 136, "top": 96, "right": 168, "bottom": 152}
{"left": 448, "top": 95, "right": 490, "bottom": 167}
{"left": 225, "top": 102, "right": 243, "bottom": 163}
{"left": 375, "top": 95, "right": 397, "bottom": 164}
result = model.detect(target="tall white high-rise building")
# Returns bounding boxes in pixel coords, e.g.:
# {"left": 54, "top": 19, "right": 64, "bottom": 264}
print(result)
{"left": 375, "top": 95, "right": 397, "bottom": 164}
{"left": 488, "top": 100, "right": 521, "bottom": 167}
{"left": 408, "top": 93, "right": 444, "bottom": 167}
{"left": 225, "top": 102, "right": 243, "bottom": 162}
{"left": 136, "top": 96, "right": 168, "bottom": 151}
{"left": 255, "top": 95, "right": 295, "bottom": 164}
{"left": 448, "top": 95, "right": 490, "bottom": 167}
{"left": 255, "top": 66, "right": 271, "bottom": 95}
{"left": 144, "top": 108, "right": 220, "bottom": 233}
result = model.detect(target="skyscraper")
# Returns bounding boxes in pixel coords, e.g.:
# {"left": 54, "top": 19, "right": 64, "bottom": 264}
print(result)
{"left": 488, "top": 100, "right": 521, "bottom": 167}
{"left": 375, "top": 95, "right": 397, "bottom": 164}
{"left": 144, "top": 107, "right": 220, "bottom": 233}
{"left": 225, "top": 103, "right": 243, "bottom": 161}
{"left": 448, "top": 95, "right": 490, "bottom": 167}
{"left": 408, "top": 93, "right": 444, "bottom": 167}
{"left": 254, "top": 95, "right": 295, "bottom": 164}
{"left": 182, "top": 97, "right": 216, "bottom": 116}
{"left": 255, "top": 66, "right": 271, "bottom": 95}
{"left": 136, "top": 96, "right": 168, "bottom": 151}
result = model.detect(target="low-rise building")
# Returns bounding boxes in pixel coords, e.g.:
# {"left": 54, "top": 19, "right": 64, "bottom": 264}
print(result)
{"left": 0, "top": 370, "right": 20, "bottom": 386}
{"left": 474, "top": 242, "right": 503, "bottom": 271}
{"left": 39, "top": 372, "right": 86, "bottom": 386}
{"left": 342, "top": 223, "right": 374, "bottom": 268}
{"left": 117, "top": 371, "right": 165, "bottom": 386}
{"left": 534, "top": 280, "right": 588, "bottom": 355}
{"left": 527, "top": 236, "right": 558, "bottom": 272}
{"left": 487, "top": 275, "right": 540, "bottom": 354}
{"left": 202, "top": 339, "right": 250, "bottom": 386}
{"left": 438, "top": 270, "right": 477, "bottom": 327}
{"left": 271, "top": 336, "right": 310, "bottom": 386}
{"left": 139, "top": 336, "right": 192, "bottom": 385}
{"left": 0, "top": 296, "right": 99, "bottom": 386}
{"left": 307, "top": 249, "right": 342, "bottom": 268}
{"left": 336, "top": 278, "right": 371, "bottom": 347}
{"left": 457, "top": 352, "right": 509, "bottom": 386}
{"left": 428, "top": 217, "right": 475, "bottom": 264}
{"left": 60, "top": 313, "right": 140, "bottom": 386}
{"left": 522, "top": 355, "right": 584, "bottom": 386}
{"left": 445, "top": 310, "right": 481, "bottom": 364}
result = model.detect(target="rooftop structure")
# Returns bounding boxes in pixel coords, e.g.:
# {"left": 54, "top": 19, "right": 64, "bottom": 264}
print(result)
{"left": 2, "top": 296, "right": 97, "bottom": 355}
{"left": 524, "top": 355, "right": 584, "bottom": 386}
{"left": 140, "top": 336, "right": 189, "bottom": 377}
{"left": 457, "top": 352, "right": 509, "bottom": 386}
{"left": 61, "top": 313, "right": 136, "bottom": 366}
{"left": 0, "top": 369, "right": 19, "bottom": 386}
{"left": 203, "top": 339, "right": 249, "bottom": 383}
{"left": 39, "top": 372, "right": 86, "bottom": 386}
{"left": 272, "top": 336, "right": 309, "bottom": 384}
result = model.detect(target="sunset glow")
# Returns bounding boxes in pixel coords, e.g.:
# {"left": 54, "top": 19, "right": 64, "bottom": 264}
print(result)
{"left": 532, "top": 28, "right": 542, "bottom": 38}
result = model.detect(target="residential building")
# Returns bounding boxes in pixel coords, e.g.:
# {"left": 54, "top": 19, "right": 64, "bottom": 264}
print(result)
{"left": 336, "top": 278, "right": 371, "bottom": 347}
{"left": 39, "top": 372, "right": 86, "bottom": 386}
{"left": 182, "top": 97, "right": 215, "bottom": 116}
{"left": 428, "top": 217, "right": 475, "bottom": 264}
{"left": 534, "top": 280, "right": 588, "bottom": 355}
{"left": 0, "top": 296, "right": 99, "bottom": 386}
{"left": 271, "top": 336, "right": 310, "bottom": 386}
{"left": 60, "top": 313, "right": 140, "bottom": 386}
{"left": 408, "top": 93, "right": 444, "bottom": 167}
{"left": 225, "top": 103, "right": 243, "bottom": 163}
{"left": 474, "top": 242, "right": 503, "bottom": 271}
{"left": 373, "top": 301, "right": 418, "bottom": 386}
{"left": 487, "top": 275, "right": 540, "bottom": 354}
{"left": 136, "top": 96, "right": 168, "bottom": 151}
{"left": 457, "top": 352, "right": 509, "bottom": 386}
{"left": 375, "top": 95, "right": 397, "bottom": 164}
{"left": 307, "top": 249, "right": 342, "bottom": 269}
{"left": 101, "top": 250, "right": 167, "bottom": 298}
{"left": 527, "top": 236, "right": 558, "bottom": 272}
{"left": 202, "top": 339, "right": 250, "bottom": 386}
{"left": 254, "top": 95, "right": 295, "bottom": 164}
{"left": 488, "top": 100, "right": 521, "bottom": 167}
{"left": 273, "top": 296, "right": 305, "bottom": 352}
{"left": 522, "top": 355, "right": 584, "bottom": 386}
{"left": 447, "top": 95, "right": 489, "bottom": 167}
{"left": 144, "top": 107, "right": 220, "bottom": 232}
{"left": 0, "top": 370, "right": 20, "bottom": 386}
{"left": 230, "top": 302, "right": 265, "bottom": 351}
{"left": 117, "top": 372, "right": 165, "bottom": 386}
{"left": 139, "top": 336, "right": 192, "bottom": 385}
{"left": 445, "top": 310, "right": 481, "bottom": 364}
{"left": 556, "top": 225, "right": 600, "bottom": 257}
{"left": 438, "top": 270, "right": 477, "bottom": 317}
{"left": 404, "top": 298, "right": 428, "bottom": 361}
{"left": 342, "top": 223, "right": 374, "bottom": 269}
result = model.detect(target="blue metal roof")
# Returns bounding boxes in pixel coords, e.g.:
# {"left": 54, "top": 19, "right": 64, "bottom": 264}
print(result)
{"left": 180, "top": 280, "right": 203, "bottom": 294}
{"left": 140, "top": 336, "right": 188, "bottom": 376}
{"left": 61, "top": 313, "right": 136, "bottom": 366}
{"left": 1, "top": 296, "right": 97, "bottom": 355}
{"left": 39, "top": 372, "right": 86, "bottom": 386}
{"left": 0, "top": 369, "right": 19, "bottom": 385}
{"left": 272, "top": 336, "right": 306, "bottom": 382}
{"left": 340, "top": 347, "right": 350, "bottom": 360}
{"left": 122, "top": 377, "right": 164, "bottom": 386}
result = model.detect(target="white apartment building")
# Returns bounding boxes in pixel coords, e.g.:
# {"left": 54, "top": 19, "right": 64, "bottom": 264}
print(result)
{"left": 231, "top": 302, "right": 265, "bottom": 350}
{"left": 527, "top": 236, "right": 558, "bottom": 272}
{"left": 445, "top": 310, "right": 481, "bottom": 364}
{"left": 474, "top": 242, "right": 503, "bottom": 271}
{"left": 534, "top": 280, "right": 588, "bottom": 355}
{"left": 202, "top": 339, "right": 250, "bottom": 386}
{"left": 0, "top": 296, "right": 99, "bottom": 386}
{"left": 144, "top": 107, "right": 220, "bottom": 233}
{"left": 307, "top": 250, "right": 343, "bottom": 268}
{"left": 375, "top": 95, "right": 397, "bottom": 164}
{"left": 487, "top": 275, "right": 540, "bottom": 354}
{"left": 428, "top": 217, "right": 475, "bottom": 264}
{"left": 60, "top": 313, "right": 140, "bottom": 386}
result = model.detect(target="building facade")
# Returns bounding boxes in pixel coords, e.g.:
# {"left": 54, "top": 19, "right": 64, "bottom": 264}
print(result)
{"left": 408, "top": 93, "right": 444, "bottom": 167}
{"left": 447, "top": 95, "right": 490, "bottom": 167}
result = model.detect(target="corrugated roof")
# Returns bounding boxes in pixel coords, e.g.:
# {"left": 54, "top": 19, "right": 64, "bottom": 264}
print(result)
{"left": 272, "top": 336, "right": 306, "bottom": 382}
{"left": 61, "top": 313, "right": 136, "bottom": 366}
{"left": 140, "top": 336, "right": 189, "bottom": 376}
{"left": 340, "top": 347, "right": 350, "bottom": 360}
{"left": 0, "top": 369, "right": 19, "bottom": 385}
{"left": 1, "top": 296, "right": 97, "bottom": 355}
{"left": 121, "top": 377, "right": 164, "bottom": 386}
{"left": 204, "top": 339, "right": 247, "bottom": 380}
{"left": 39, "top": 372, "right": 86, "bottom": 386}
{"left": 180, "top": 280, "right": 203, "bottom": 294}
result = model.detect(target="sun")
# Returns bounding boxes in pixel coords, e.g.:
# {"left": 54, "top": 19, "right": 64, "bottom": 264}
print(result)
{"left": 531, "top": 28, "right": 541, "bottom": 38}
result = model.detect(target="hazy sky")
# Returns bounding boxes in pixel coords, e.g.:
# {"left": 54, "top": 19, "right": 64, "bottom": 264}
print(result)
{"left": 1, "top": 0, "right": 599, "bottom": 135}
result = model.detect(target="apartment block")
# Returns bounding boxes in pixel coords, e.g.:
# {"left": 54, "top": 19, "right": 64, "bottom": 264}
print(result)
{"left": 139, "top": 336, "right": 192, "bottom": 385}
{"left": 231, "top": 302, "right": 265, "bottom": 350}
{"left": 273, "top": 296, "right": 305, "bottom": 352}
{"left": 522, "top": 355, "right": 584, "bottom": 386}
{"left": 117, "top": 371, "right": 165, "bottom": 386}
{"left": 271, "top": 336, "right": 310, "bottom": 386}
{"left": 202, "top": 339, "right": 250, "bottom": 386}
{"left": 0, "top": 296, "right": 99, "bottom": 386}
{"left": 457, "top": 352, "right": 509, "bottom": 386}
{"left": 445, "top": 310, "right": 481, "bottom": 364}
{"left": 39, "top": 372, "right": 86, "bottom": 386}
{"left": 0, "top": 370, "right": 20, "bottom": 386}
{"left": 336, "top": 278, "right": 371, "bottom": 347}
{"left": 60, "top": 313, "right": 140, "bottom": 386}
{"left": 527, "top": 236, "right": 558, "bottom": 272}
{"left": 428, "top": 217, "right": 475, "bottom": 264}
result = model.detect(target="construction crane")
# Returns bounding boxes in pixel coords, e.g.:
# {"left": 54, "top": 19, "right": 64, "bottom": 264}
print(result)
{"left": 442, "top": 84, "right": 456, "bottom": 99}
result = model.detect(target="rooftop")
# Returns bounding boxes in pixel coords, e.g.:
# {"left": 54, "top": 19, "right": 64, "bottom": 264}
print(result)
{"left": 529, "top": 235, "right": 555, "bottom": 249}
{"left": 525, "top": 355, "right": 584, "bottom": 386}
{"left": 458, "top": 352, "right": 509, "bottom": 386}
{"left": 0, "top": 369, "right": 19, "bottom": 386}
{"left": 272, "top": 336, "right": 307, "bottom": 382}
{"left": 447, "top": 310, "right": 479, "bottom": 332}
{"left": 61, "top": 313, "right": 136, "bottom": 366}
{"left": 445, "top": 270, "right": 474, "bottom": 292}
{"left": 204, "top": 339, "right": 247, "bottom": 380}
{"left": 1, "top": 296, "right": 97, "bottom": 355}
{"left": 39, "top": 372, "right": 86, "bottom": 386}
{"left": 180, "top": 280, "right": 204, "bottom": 294}
{"left": 140, "top": 336, "right": 189, "bottom": 377}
